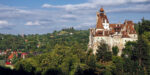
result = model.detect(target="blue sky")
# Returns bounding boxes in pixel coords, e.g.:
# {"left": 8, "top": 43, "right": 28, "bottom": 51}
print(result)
{"left": 0, "top": 0, "right": 150, "bottom": 34}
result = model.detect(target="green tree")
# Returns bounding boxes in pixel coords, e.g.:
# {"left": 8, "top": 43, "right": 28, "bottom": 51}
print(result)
{"left": 112, "top": 56, "right": 124, "bottom": 75}
{"left": 112, "top": 46, "right": 119, "bottom": 56}
{"left": 11, "top": 54, "right": 19, "bottom": 64}
{"left": 15, "top": 60, "right": 35, "bottom": 74}
{"left": 96, "top": 40, "right": 112, "bottom": 62}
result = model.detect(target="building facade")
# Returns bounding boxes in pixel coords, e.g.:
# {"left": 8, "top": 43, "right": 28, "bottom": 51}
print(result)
{"left": 88, "top": 8, "right": 138, "bottom": 56}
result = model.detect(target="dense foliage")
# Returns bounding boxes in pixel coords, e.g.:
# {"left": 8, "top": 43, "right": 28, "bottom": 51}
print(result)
{"left": 0, "top": 19, "right": 150, "bottom": 75}
{"left": 0, "top": 28, "right": 88, "bottom": 52}
{"left": 0, "top": 28, "right": 89, "bottom": 59}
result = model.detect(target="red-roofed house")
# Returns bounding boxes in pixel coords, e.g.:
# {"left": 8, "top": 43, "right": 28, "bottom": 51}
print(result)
{"left": 21, "top": 52, "right": 27, "bottom": 59}
{"left": 5, "top": 61, "right": 11, "bottom": 65}
{"left": 8, "top": 52, "right": 18, "bottom": 60}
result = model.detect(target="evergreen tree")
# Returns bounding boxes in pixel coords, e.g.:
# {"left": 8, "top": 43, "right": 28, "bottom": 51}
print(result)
{"left": 134, "top": 19, "right": 150, "bottom": 75}
{"left": 112, "top": 46, "right": 119, "bottom": 56}
{"left": 96, "top": 40, "right": 112, "bottom": 62}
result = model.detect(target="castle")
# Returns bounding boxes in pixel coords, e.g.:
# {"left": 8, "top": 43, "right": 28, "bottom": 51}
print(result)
{"left": 88, "top": 8, "right": 138, "bottom": 56}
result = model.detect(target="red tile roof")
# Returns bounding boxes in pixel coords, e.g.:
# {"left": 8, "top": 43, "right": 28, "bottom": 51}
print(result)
{"left": 96, "top": 8, "right": 109, "bottom": 29}
{"left": 8, "top": 52, "right": 18, "bottom": 60}
{"left": 96, "top": 16, "right": 104, "bottom": 29}
{"left": 5, "top": 61, "right": 11, "bottom": 65}
{"left": 94, "top": 8, "right": 137, "bottom": 37}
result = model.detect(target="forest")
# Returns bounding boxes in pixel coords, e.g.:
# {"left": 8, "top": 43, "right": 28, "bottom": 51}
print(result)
{"left": 0, "top": 19, "right": 150, "bottom": 75}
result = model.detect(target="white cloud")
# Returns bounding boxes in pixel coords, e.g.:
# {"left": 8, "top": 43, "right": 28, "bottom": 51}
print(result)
{"left": 0, "top": 20, "right": 11, "bottom": 29}
{"left": 90, "top": 0, "right": 149, "bottom": 5}
{"left": 25, "top": 21, "right": 41, "bottom": 26}
{"left": 42, "top": 0, "right": 149, "bottom": 11}
{"left": 0, "top": 20, "right": 8, "bottom": 25}
{"left": 42, "top": 3, "right": 96, "bottom": 11}
{"left": 42, "top": 4, "right": 53, "bottom": 8}
{"left": 130, "top": 0, "right": 149, "bottom": 2}
{"left": 61, "top": 14, "right": 77, "bottom": 19}
{"left": 0, "top": 0, "right": 149, "bottom": 34}
{"left": 74, "top": 22, "right": 95, "bottom": 29}
{"left": 107, "top": 4, "right": 150, "bottom": 13}
{"left": 40, "top": 0, "right": 150, "bottom": 32}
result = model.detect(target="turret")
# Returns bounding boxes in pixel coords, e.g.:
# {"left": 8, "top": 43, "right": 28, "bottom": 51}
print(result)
{"left": 100, "top": 7, "right": 104, "bottom": 13}
{"left": 97, "top": 7, "right": 110, "bottom": 30}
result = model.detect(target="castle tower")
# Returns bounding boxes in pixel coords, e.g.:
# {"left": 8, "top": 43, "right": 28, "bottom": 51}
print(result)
{"left": 96, "top": 8, "right": 110, "bottom": 30}
{"left": 95, "top": 7, "right": 110, "bottom": 36}
{"left": 96, "top": 12, "right": 104, "bottom": 29}
{"left": 95, "top": 12, "right": 104, "bottom": 36}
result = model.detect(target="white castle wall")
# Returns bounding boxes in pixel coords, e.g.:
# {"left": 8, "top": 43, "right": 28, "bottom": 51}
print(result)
{"left": 102, "top": 20, "right": 110, "bottom": 30}
{"left": 88, "top": 29, "right": 138, "bottom": 56}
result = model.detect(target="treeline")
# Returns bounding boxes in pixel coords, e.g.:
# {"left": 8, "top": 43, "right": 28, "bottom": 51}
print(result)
{"left": 0, "top": 27, "right": 89, "bottom": 54}
{"left": 0, "top": 19, "right": 150, "bottom": 75}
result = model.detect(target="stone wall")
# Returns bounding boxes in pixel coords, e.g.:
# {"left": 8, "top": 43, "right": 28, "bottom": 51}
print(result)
{"left": 88, "top": 29, "right": 138, "bottom": 56}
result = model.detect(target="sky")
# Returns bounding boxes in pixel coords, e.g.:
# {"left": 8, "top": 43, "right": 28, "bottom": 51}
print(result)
{"left": 0, "top": 0, "right": 150, "bottom": 34}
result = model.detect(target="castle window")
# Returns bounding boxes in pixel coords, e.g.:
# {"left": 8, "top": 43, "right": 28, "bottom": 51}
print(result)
{"left": 97, "top": 31, "right": 103, "bottom": 36}
{"left": 117, "top": 24, "right": 119, "bottom": 27}
{"left": 98, "top": 32, "right": 101, "bottom": 34}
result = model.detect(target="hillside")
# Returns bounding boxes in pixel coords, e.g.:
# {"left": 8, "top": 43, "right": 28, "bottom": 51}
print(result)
{"left": 0, "top": 28, "right": 89, "bottom": 53}
{"left": 0, "top": 19, "right": 150, "bottom": 75}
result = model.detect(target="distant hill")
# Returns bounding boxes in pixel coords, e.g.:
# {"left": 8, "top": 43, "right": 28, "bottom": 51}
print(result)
{"left": 0, "top": 28, "right": 89, "bottom": 53}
